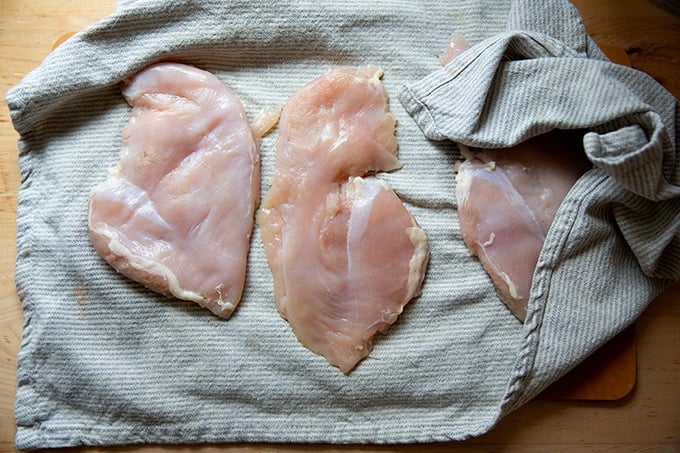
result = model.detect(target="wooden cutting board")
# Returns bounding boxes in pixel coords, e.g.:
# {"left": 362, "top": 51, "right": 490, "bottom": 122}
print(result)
{"left": 539, "top": 325, "right": 636, "bottom": 400}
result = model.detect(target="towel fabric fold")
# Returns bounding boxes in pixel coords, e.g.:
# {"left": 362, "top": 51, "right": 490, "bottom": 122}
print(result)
{"left": 7, "top": 0, "right": 679, "bottom": 449}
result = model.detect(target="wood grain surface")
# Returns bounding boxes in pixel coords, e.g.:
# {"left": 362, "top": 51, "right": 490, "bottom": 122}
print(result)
{"left": 1, "top": 1, "right": 679, "bottom": 451}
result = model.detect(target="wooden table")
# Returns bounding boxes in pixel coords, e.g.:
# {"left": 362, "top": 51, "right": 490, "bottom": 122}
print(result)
{"left": 1, "top": 1, "right": 679, "bottom": 451}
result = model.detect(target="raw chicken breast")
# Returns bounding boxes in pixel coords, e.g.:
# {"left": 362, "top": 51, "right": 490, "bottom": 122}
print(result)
{"left": 89, "top": 62, "right": 260, "bottom": 318}
{"left": 258, "top": 66, "right": 429, "bottom": 373}
{"left": 456, "top": 136, "right": 590, "bottom": 321}
{"left": 442, "top": 33, "right": 590, "bottom": 321}
{"left": 440, "top": 33, "right": 471, "bottom": 66}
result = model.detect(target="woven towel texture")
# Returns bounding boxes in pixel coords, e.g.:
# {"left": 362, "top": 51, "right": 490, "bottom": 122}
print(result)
{"left": 6, "top": 0, "right": 679, "bottom": 449}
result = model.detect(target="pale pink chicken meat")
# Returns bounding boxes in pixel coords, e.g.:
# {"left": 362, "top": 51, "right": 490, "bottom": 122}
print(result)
{"left": 89, "top": 62, "right": 260, "bottom": 318}
{"left": 440, "top": 33, "right": 472, "bottom": 66}
{"left": 258, "top": 66, "right": 429, "bottom": 373}
{"left": 442, "top": 34, "right": 590, "bottom": 321}
{"left": 456, "top": 136, "right": 590, "bottom": 321}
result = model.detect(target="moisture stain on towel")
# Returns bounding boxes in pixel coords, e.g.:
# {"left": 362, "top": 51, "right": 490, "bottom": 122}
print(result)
{"left": 73, "top": 286, "right": 90, "bottom": 318}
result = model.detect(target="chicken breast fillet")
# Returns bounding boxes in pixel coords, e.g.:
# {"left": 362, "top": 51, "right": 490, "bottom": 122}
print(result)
{"left": 89, "top": 62, "right": 260, "bottom": 318}
{"left": 456, "top": 136, "right": 590, "bottom": 321}
{"left": 258, "top": 66, "right": 429, "bottom": 373}
{"left": 442, "top": 34, "right": 590, "bottom": 321}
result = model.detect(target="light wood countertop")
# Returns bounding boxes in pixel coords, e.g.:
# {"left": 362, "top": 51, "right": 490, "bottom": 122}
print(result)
{"left": 1, "top": 1, "right": 679, "bottom": 451}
